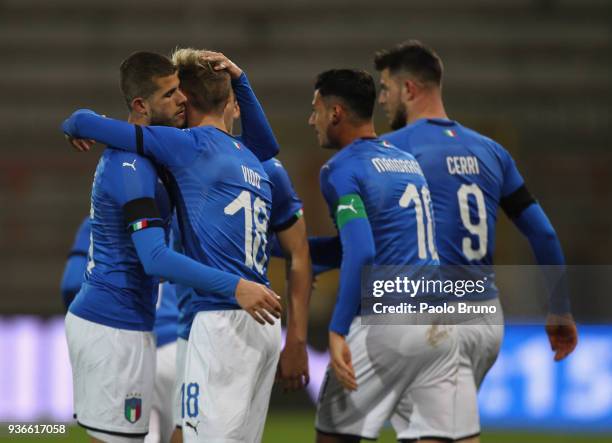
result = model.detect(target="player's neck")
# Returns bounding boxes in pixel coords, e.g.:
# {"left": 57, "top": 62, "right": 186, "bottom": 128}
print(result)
{"left": 191, "top": 114, "right": 229, "bottom": 133}
{"left": 127, "top": 113, "right": 149, "bottom": 126}
{"left": 338, "top": 122, "right": 377, "bottom": 149}
{"left": 406, "top": 94, "right": 448, "bottom": 125}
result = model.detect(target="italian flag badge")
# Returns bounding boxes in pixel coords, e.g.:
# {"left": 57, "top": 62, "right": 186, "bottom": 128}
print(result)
{"left": 130, "top": 220, "right": 149, "bottom": 232}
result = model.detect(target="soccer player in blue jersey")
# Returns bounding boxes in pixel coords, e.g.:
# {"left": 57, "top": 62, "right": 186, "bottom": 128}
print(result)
{"left": 164, "top": 56, "right": 311, "bottom": 443}
{"left": 167, "top": 153, "right": 312, "bottom": 443}
{"left": 62, "top": 48, "right": 285, "bottom": 443}
{"left": 374, "top": 40, "right": 578, "bottom": 442}
{"left": 308, "top": 69, "right": 457, "bottom": 443}
{"left": 60, "top": 216, "right": 180, "bottom": 443}
{"left": 63, "top": 51, "right": 280, "bottom": 443}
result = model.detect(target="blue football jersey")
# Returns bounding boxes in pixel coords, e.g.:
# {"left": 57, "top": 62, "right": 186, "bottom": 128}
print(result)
{"left": 63, "top": 216, "right": 179, "bottom": 345}
{"left": 383, "top": 118, "right": 524, "bottom": 266}
{"left": 175, "top": 157, "right": 303, "bottom": 340}
{"left": 321, "top": 138, "right": 439, "bottom": 267}
{"left": 263, "top": 158, "right": 304, "bottom": 234}
{"left": 137, "top": 126, "right": 274, "bottom": 314}
{"left": 69, "top": 149, "right": 172, "bottom": 331}
{"left": 383, "top": 119, "right": 525, "bottom": 299}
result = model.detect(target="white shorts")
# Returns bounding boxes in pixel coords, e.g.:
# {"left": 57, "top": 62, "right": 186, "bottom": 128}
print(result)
{"left": 172, "top": 338, "right": 188, "bottom": 428}
{"left": 398, "top": 298, "right": 504, "bottom": 440}
{"left": 316, "top": 318, "right": 458, "bottom": 440}
{"left": 145, "top": 341, "right": 177, "bottom": 443}
{"left": 65, "top": 312, "right": 156, "bottom": 437}
{"left": 182, "top": 310, "right": 281, "bottom": 443}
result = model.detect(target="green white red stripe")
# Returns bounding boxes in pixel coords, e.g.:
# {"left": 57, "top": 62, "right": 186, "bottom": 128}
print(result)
{"left": 130, "top": 220, "right": 149, "bottom": 232}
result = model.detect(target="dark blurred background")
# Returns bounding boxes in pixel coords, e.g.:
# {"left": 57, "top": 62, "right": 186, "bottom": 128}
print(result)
{"left": 0, "top": 0, "right": 610, "bottom": 325}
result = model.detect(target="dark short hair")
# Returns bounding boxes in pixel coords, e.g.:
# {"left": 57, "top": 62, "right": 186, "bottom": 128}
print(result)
{"left": 120, "top": 51, "right": 177, "bottom": 109}
{"left": 374, "top": 40, "right": 443, "bottom": 86}
{"left": 314, "top": 69, "right": 376, "bottom": 120}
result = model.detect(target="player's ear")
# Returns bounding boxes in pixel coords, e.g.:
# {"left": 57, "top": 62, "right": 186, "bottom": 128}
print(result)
{"left": 131, "top": 97, "right": 149, "bottom": 116}
{"left": 331, "top": 104, "right": 342, "bottom": 125}
{"left": 402, "top": 78, "right": 417, "bottom": 102}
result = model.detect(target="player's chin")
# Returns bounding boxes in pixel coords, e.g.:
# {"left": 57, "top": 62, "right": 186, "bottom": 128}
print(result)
{"left": 317, "top": 134, "right": 330, "bottom": 148}
{"left": 175, "top": 113, "right": 186, "bottom": 127}
{"left": 383, "top": 111, "right": 393, "bottom": 127}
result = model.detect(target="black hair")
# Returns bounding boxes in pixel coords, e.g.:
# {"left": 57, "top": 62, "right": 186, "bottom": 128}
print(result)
{"left": 120, "top": 51, "right": 176, "bottom": 109}
{"left": 374, "top": 40, "right": 443, "bottom": 86}
{"left": 314, "top": 69, "right": 376, "bottom": 120}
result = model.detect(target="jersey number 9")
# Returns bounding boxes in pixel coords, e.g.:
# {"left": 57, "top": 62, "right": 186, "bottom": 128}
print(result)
{"left": 457, "top": 184, "right": 487, "bottom": 261}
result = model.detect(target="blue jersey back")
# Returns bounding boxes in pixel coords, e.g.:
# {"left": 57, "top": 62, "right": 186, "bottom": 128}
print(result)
{"left": 263, "top": 158, "right": 304, "bottom": 234}
{"left": 383, "top": 119, "right": 524, "bottom": 268}
{"left": 69, "top": 149, "right": 172, "bottom": 331}
{"left": 321, "top": 138, "right": 439, "bottom": 266}
{"left": 175, "top": 157, "right": 303, "bottom": 340}
{"left": 151, "top": 126, "right": 273, "bottom": 313}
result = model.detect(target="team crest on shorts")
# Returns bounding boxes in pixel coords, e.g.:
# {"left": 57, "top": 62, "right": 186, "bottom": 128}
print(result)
{"left": 124, "top": 394, "right": 142, "bottom": 423}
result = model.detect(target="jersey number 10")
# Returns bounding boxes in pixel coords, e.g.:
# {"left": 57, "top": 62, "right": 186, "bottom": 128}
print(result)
{"left": 399, "top": 183, "right": 438, "bottom": 260}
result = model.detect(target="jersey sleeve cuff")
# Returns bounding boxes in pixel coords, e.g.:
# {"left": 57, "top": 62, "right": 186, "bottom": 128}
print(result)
{"left": 231, "top": 72, "right": 249, "bottom": 88}
{"left": 271, "top": 208, "right": 303, "bottom": 233}
{"left": 329, "top": 313, "right": 352, "bottom": 336}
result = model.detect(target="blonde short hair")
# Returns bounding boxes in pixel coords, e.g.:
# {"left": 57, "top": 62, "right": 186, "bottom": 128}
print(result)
{"left": 171, "top": 47, "right": 231, "bottom": 114}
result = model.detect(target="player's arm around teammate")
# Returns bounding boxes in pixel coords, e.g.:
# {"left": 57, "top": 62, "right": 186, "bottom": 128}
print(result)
{"left": 62, "top": 51, "right": 279, "bottom": 164}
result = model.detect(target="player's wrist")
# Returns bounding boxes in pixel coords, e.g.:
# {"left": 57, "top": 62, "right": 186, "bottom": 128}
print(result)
{"left": 546, "top": 312, "right": 575, "bottom": 325}
{"left": 329, "top": 330, "right": 346, "bottom": 340}
{"left": 231, "top": 68, "right": 244, "bottom": 79}
{"left": 231, "top": 71, "right": 247, "bottom": 86}
{"left": 285, "top": 333, "right": 307, "bottom": 346}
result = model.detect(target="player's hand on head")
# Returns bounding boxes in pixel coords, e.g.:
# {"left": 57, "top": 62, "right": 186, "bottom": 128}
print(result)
{"left": 278, "top": 339, "right": 310, "bottom": 392}
{"left": 65, "top": 135, "right": 95, "bottom": 152}
{"left": 235, "top": 278, "right": 282, "bottom": 325}
{"left": 329, "top": 331, "right": 357, "bottom": 391}
{"left": 545, "top": 313, "right": 578, "bottom": 361}
{"left": 198, "top": 50, "right": 243, "bottom": 79}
